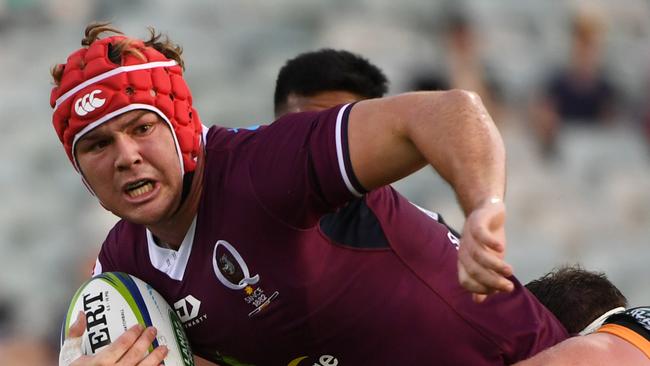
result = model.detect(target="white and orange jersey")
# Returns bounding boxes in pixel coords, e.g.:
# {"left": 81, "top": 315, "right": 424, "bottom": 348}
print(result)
{"left": 597, "top": 306, "right": 650, "bottom": 359}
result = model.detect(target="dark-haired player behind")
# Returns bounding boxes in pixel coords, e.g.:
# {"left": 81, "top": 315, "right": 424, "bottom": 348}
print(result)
{"left": 273, "top": 49, "right": 650, "bottom": 365}
{"left": 518, "top": 266, "right": 649, "bottom": 365}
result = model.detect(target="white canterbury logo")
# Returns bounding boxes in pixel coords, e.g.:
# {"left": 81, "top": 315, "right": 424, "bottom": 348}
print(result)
{"left": 74, "top": 89, "right": 106, "bottom": 116}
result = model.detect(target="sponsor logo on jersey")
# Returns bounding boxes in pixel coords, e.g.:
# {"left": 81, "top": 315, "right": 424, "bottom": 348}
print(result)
{"left": 174, "top": 294, "right": 207, "bottom": 328}
{"left": 74, "top": 89, "right": 106, "bottom": 116}
{"left": 288, "top": 354, "right": 340, "bottom": 366}
{"left": 628, "top": 307, "right": 650, "bottom": 332}
{"left": 212, "top": 240, "right": 279, "bottom": 317}
{"left": 447, "top": 231, "right": 460, "bottom": 250}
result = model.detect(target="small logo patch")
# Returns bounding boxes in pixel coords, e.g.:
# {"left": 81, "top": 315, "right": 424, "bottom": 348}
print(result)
{"left": 288, "top": 355, "right": 339, "bottom": 366}
{"left": 212, "top": 240, "right": 279, "bottom": 317}
{"left": 74, "top": 89, "right": 106, "bottom": 116}
{"left": 174, "top": 295, "right": 200, "bottom": 322}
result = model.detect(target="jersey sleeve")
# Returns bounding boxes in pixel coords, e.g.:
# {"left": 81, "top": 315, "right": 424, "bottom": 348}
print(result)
{"left": 249, "top": 103, "right": 367, "bottom": 228}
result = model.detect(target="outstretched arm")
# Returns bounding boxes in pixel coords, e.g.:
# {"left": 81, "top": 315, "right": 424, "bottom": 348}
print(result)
{"left": 348, "top": 90, "right": 512, "bottom": 299}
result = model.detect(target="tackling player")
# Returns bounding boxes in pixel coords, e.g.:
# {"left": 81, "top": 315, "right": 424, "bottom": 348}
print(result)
{"left": 272, "top": 48, "right": 650, "bottom": 365}
{"left": 52, "top": 25, "right": 567, "bottom": 365}
{"left": 517, "top": 266, "right": 650, "bottom": 365}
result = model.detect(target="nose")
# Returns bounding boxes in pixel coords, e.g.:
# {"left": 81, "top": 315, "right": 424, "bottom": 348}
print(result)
{"left": 114, "top": 135, "right": 142, "bottom": 171}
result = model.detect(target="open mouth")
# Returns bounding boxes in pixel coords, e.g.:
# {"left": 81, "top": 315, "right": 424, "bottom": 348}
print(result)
{"left": 125, "top": 180, "right": 154, "bottom": 198}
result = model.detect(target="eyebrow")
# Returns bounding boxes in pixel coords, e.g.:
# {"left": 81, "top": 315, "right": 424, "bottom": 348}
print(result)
{"left": 79, "top": 111, "right": 150, "bottom": 142}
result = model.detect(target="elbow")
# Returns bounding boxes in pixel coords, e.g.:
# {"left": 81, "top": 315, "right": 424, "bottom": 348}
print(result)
{"left": 443, "top": 89, "right": 484, "bottom": 111}
{"left": 443, "top": 89, "right": 496, "bottom": 131}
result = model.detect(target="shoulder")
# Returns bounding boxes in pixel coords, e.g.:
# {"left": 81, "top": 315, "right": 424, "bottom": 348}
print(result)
{"left": 515, "top": 333, "right": 649, "bottom": 366}
{"left": 97, "top": 220, "right": 146, "bottom": 273}
{"left": 571, "top": 332, "right": 649, "bottom": 365}
{"left": 103, "top": 219, "right": 144, "bottom": 246}
{"left": 204, "top": 124, "right": 263, "bottom": 151}
{"left": 202, "top": 109, "right": 339, "bottom": 154}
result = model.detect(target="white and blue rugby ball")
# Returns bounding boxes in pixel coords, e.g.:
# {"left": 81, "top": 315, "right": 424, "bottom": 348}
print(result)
{"left": 61, "top": 272, "right": 194, "bottom": 366}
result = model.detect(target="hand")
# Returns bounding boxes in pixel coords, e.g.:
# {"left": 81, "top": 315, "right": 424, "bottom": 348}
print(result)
{"left": 457, "top": 198, "right": 514, "bottom": 303}
{"left": 60, "top": 311, "right": 168, "bottom": 366}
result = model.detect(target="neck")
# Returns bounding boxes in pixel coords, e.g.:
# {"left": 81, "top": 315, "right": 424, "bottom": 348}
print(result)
{"left": 147, "top": 154, "right": 204, "bottom": 250}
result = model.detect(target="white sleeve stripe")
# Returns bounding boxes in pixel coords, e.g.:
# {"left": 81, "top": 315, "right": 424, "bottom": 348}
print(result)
{"left": 412, "top": 203, "right": 440, "bottom": 221}
{"left": 335, "top": 103, "right": 363, "bottom": 197}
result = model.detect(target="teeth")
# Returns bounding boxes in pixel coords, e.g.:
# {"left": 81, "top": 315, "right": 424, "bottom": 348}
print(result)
{"left": 126, "top": 180, "right": 148, "bottom": 190}
{"left": 127, "top": 182, "right": 153, "bottom": 198}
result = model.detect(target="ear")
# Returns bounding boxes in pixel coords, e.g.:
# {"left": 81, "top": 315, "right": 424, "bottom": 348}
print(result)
{"left": 283, "top": 93, "right": 306, "bottom": 114}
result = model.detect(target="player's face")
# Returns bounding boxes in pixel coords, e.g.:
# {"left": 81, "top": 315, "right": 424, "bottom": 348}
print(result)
{"left": 75, "top": 110, "right": 183, "bottom": 225}
{"left": 284, "top": 90, "right": 364, "bottom": 114}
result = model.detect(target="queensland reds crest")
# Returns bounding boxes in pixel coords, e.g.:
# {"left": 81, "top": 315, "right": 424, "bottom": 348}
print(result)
{"left": 212, "top": 240, "right": 259, "bottom": 290}
{"left": 212, "top": 240, "right": 279, "bottom": 317}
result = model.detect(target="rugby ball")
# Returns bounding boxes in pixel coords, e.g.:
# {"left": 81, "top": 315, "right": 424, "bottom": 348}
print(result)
{"left": 61, "top": 272, "right": 194, "bottom": 365}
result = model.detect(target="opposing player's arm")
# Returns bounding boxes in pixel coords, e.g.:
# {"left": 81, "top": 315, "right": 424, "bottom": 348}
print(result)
{"left": 348, "top": 90, "right": 512, "bottom": 299}
{"left": 513, "top": 333, "right": 650, "bottom": 365}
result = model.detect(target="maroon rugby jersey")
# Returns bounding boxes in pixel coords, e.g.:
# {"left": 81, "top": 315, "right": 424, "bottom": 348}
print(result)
{"left": 94, "top": 104, "right": 567, "bottom": 365}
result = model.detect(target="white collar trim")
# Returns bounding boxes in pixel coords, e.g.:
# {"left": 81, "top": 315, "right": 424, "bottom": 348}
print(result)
{"left": 579, "top": 306, "right": 626, "bottom": 335}
{"left": 146, "top": 216, "right": 197, "bottom": 281}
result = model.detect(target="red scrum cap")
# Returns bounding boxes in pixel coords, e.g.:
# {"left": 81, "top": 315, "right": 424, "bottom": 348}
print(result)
{"left": 50, "top": 35, "right": 202, "bottom": 175}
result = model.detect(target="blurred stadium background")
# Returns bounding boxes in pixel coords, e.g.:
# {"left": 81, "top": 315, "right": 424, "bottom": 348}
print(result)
{"left": 0, "top": 0, "right": 649, "bottom": 364}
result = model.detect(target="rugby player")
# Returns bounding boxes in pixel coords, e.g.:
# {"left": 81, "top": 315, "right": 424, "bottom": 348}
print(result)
{"left": 272, "top": 49, "right": 650, "bottom": 365}
{"left": 53, "top": 24, "right": 567, "bottom": 365}
{"left": 517, "top": 266, "right": 650, "bottom": 365}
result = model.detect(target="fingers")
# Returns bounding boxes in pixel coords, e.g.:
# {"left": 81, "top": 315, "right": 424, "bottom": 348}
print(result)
{"left": 472, "top": 293, "right": 488, "bottom": 304}
{"left": 458, "top": 259, "right": 509, "bottom": 293}
{"left": 92, "top": 324, "right": 146, "bottom": 364}
{"left": 136, "top": 344, "right": 169, "bottom": 366}
{"left": 68, "top": 311, "right": 87, "bottom": 338}
{"left": 459, "top": 249, "right": 514, "bottom": 293}
{"left": 460, "top": 236, "right": 511, "bottom": 292}
{"left": 64, "top": 323, "right": 166, "bottom": 366}
{"left": 470, "top": 243, "right": 513, "bottom": 277}
{"left": 117, "top": 326, "right": 163, "bottom": 365}
{"left": 68, "top": 355, "right": 93, "bottom": 366}
{"left": 470, "top": 219, "right": 505, "bottom": 253}
{"left": 458, "top": 201, "right": 514, "bottom": 299}
{"left": 469, "top": 202, "right": 506, "bottom": 253}
{"left": 61, "top": 312, "right": 86, "bottom": 366}
{"left": 60, "top": 335, "right": 84, "bottom": 366}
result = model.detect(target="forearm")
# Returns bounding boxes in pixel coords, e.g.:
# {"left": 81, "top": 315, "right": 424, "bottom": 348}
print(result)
{"left": 349, "top": 90, "right": 510, "bottom": 297}
{"left": 349, "top": 90, "right": 506, "bottom": 215}
{"left": 407, "top": 90, "right": 505, "bottom": 215}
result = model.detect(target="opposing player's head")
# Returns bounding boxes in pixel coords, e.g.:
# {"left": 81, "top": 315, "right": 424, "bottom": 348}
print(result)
{"left": 50, "top": 22, "right": 202, "bottom": 224}
{"left": 273, "top": 49, "right": 388, "bottom": 117}
{"left": 526, "top": 265, "right": 627, "bottom": 335}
